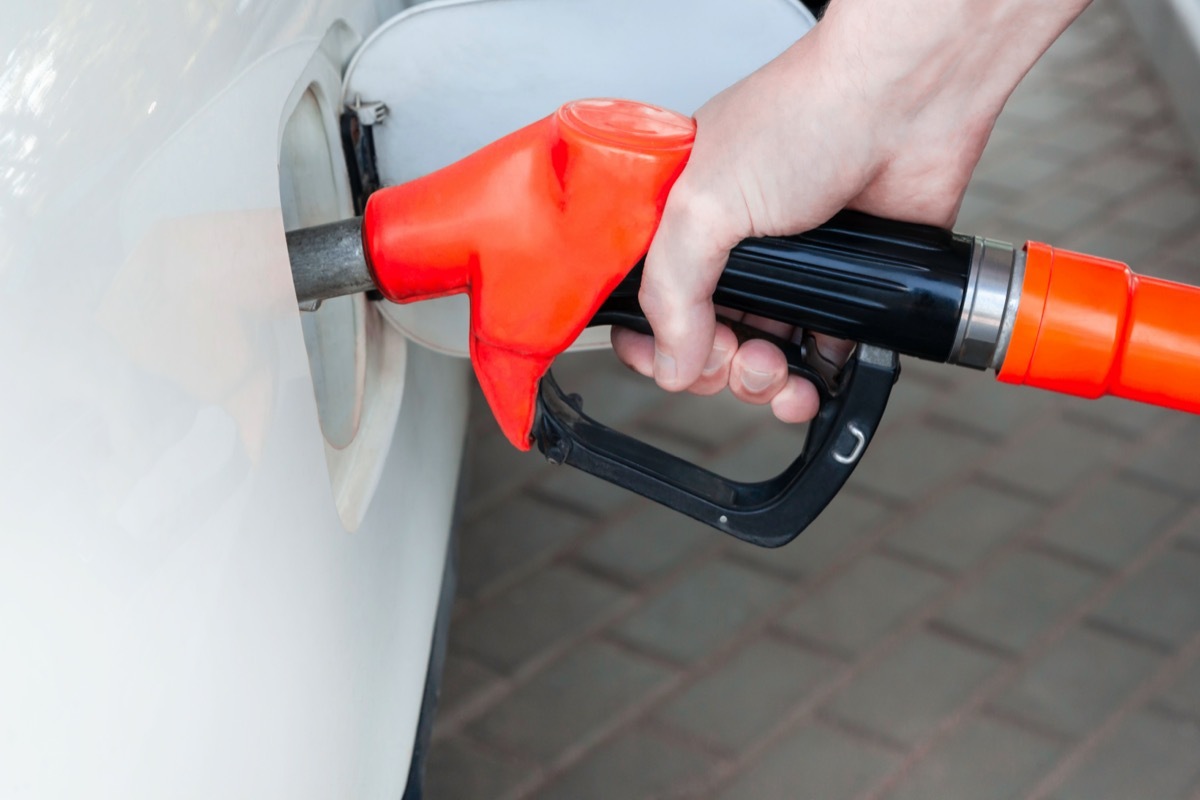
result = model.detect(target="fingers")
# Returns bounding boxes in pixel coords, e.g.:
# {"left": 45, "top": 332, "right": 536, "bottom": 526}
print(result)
{"left": 610, "top": 326, "right": 655, "bottom": 378}
{"left": 728, "top": 337, "right": 788, "bottom": 404}
{"left": 639, "top": 184, "right": 742, "bottom": 392}
{"left": 689, "top": 323, "right": 738, "bottom": 396}
{"left": 612, "top": 322, "right": 738, "bottom": 394}
{"left": 771, "top": 377, "right": 821, "bottom": 423}
{"left": 613, "top": 324, "right": 823, "bottom": 423}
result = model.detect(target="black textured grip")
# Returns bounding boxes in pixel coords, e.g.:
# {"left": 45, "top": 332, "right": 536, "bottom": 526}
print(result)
{"left": 602, "top": 210, "right": 973, "bottom": 362}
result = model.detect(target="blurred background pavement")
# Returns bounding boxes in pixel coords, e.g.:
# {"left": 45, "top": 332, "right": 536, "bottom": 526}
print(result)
{"left": 429, "top": 2, "right": 1200, "bottom": 797}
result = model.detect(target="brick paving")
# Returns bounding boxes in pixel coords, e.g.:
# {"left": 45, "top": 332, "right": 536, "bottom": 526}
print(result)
{"left": 427, "top": 3, "right": 1200, "bottom": 797}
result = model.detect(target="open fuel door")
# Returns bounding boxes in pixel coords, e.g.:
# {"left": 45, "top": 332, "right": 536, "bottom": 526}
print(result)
{"left": 342, "top": 0, "right": 816, "bottom": 357}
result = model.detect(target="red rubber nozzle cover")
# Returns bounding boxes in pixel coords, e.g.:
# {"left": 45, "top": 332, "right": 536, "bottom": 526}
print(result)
{"left": 363, "top": 100, "right": 695, "bottom": 449}
{"left": 998, "top": 242, "right": 1200, "bottom": 413}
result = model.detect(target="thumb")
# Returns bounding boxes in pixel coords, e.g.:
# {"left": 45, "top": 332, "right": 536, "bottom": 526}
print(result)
{"left": 639, "top": 189, "right": 739, "bottom": 391}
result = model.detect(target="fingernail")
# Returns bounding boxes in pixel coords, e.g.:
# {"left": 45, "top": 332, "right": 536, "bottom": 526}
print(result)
{"left": 741, "top": 367, "right": 774, "bottom": 393}
{"left": 654, "top": 349, "right": 677, "bottom": 385}
{"left": 702, "top": 346, "right": 729, "bottom": 376}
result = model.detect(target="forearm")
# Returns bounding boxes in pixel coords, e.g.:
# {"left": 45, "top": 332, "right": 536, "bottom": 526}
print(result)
{"left": 817, "top": 0, "right": 1090, "bottom": 109}
{"left": 809, "top": 0, "right": 1092, "bottom": 182}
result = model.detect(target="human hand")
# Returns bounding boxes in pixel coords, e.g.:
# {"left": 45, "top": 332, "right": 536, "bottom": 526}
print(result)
{"left": 612, "top": 0, "right": 1091, "bottom": 422}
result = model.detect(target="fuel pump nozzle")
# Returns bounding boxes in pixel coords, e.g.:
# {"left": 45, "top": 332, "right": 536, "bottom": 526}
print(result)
{"left": 288, "top": 99, "right": 1200, "bottom": 546}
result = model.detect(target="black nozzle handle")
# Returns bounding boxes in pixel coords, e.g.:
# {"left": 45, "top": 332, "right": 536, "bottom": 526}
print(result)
{"left": 601, "top": 210, "right": 975, "bottom": 363}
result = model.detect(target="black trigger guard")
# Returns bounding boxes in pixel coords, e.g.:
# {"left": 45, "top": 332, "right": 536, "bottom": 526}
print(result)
{"left": 532, "top": 323, "right": 900, "bottom": 547}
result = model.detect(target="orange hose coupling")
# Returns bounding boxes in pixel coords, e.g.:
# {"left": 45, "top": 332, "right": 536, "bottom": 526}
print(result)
{"left": 997, "top": 242, "right": 1200, "bottom": 413}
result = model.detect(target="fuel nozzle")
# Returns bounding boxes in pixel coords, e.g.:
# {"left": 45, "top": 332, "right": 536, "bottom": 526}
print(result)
{"left": 286, "top": 98, "right": 1200, "bottom": 447}
{"left": 286, "top": 97, "right": 1200, "bottom": 546}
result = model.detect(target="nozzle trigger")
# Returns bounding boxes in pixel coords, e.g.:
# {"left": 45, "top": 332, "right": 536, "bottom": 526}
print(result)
{"left": 532, "top": 321, "right": 898, "bottom": 548}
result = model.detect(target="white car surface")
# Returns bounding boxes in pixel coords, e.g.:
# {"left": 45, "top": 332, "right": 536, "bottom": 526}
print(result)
{"left": 1, "top": 2, "right": 469, "bottom": 796}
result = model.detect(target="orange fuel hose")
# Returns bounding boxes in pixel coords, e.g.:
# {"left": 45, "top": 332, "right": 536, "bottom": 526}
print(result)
{"left": 998, "top": 242, "right": 1200, "bottom": 413}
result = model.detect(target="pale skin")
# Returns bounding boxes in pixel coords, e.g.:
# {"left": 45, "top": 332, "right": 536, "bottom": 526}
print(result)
{"left": 612, "top": 0, "right": 1093, "bottom": 422}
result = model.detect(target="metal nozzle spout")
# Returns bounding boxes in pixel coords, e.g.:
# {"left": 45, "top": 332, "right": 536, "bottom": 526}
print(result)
{"left": 286, "top": 217, "right": 376, "bottom": 304}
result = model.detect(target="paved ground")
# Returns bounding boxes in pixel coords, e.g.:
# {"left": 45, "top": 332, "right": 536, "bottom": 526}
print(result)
{"left": 427, "top": 3, "right": 1200, "bottom": 797}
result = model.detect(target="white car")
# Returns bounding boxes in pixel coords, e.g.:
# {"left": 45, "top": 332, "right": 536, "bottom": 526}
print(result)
{"left": 0, "top": 0, "right": 815, "bottom": 796}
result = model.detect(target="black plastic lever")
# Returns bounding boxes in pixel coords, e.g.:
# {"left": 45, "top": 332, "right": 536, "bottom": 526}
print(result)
{"left": 533, "top": 338, "right": 898, "bottom": 548}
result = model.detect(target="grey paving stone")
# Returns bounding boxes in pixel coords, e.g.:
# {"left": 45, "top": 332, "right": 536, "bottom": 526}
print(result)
{"left": 1006, "top": 190, "right": 1109, "bottom": 232}
{"left": 1060, "top": 218, "right": 1165, "bottom": 267}
{"left": 1091, "top": 548, "right": 1200, "bottom": 649}
{"left": 533, "top": 727, "right": 711, "bottom": 800}
{"left": 956, "top": 190, "right": 1011, "bottom": 231}
{"left": 728, "top": 487, "right": 893, "bottom": 579}
{"left": 424, "top": 739, "right": 528, "bottom": 800}
{"left": 1128, "top": 421, "right": 1200, "bottom": 492}
{"left": 991, "top": 626, "right": 1161, "bottom": 737}
{"left": 1065, "top": 393, "right": 1170, "bottom": 434}
{"left": 937, "top": 551, "right": 1100, "bottom": 652}
{"left": 1105, "top": 83, "right": 1168, "bottom": 122}
{"left": 458, "top": 496, "right": 592, "bottom": 598}
{"left": 1005, "top": 83, "right": 1087, "bottom": 127}
{"left": 439, "top": 654, "right": 501, "bottom": 720}
{"left": 827, "top": 632, "right": 1001, "bottom": 744}
{"left": 468, "top": 640, "right": 673, "bottom": 762}
{"left": 983, "top": 421, "right": 1125, "bottom": 499}
{"left": 779, "top": 555, "right": 946, "bottom": 656}
{"left": 1072, "top": 0, "right": 1125, "bottom": 40}
{"left": 533, "top": 464, "right": 639, "bottom": 518}
{"left": 851, "top": 422, "right": 991, "bottom": 503}
{"left": 1156, "top": 658, "right": 1200, "bottom": 721}
{"left": 972, "top": 151, "right": 1067, "bottom": 196}
{"left": 704, "top": 423, "right": 810, "bottom": 484}
{"left": 1181, "top": 516, "right": 1200, "bottom": 549}
{"left": 642, "top": 388, "right": 766, "bottom": 450}
{"left": 1050, "top": 712, "right": 1200, "bottom": 800}
{"left": 1039, "top": 477, "right": 1183, "bottom": 569}
{"left": 1038, "top": 21, "right": 1109, "bottom": 66}
{"left": 716, "top": 723, "right": 901, "bottom": 800}
{"left": 1139, "top": 118, "right": 1193, "bottom": 157}
{"left": 1059, "top": 49, "right": 1140, "bottom": 93}
{"left": 464, "top": 429, "right": 552, "bottom": 517}
{"left": 888, "top": 483, "right": 1041, "bottom": 572}
{"left": 578, "top": 502, "right": 718, "bottom": 585}
{"left": 1074, "top": 151, "right": 1176, "bottom": 198}
{"left": 552, "top": 353, "right": 670, "bottom": 428}
{"left": 656, "top": 637, "right": 835, "bottom": 753}
{"left": 455, "top": 566, "right": 629, "bottom": 673}
{"left": 931, "top": 369, "right": 1060, "bottom": 440}
{"left": 1156, "top": 254, "right": 1200, "bottom": 284}
{"left": 1033, "top": 114, "right": 1132, "bottom": 162}
{"left": 550, "top": 344, "right": 651, "bottom": 386}
{"left": 880, "top": 372, "right": 947, "bottom": 424}
{"left": 1114, "top": 176, "right": 1200, "bottom": 234}
{"left": 883, "top": 716, "right": 1062, "bottom": 800}
{"left": 612, "top": 559, "right": 792, "bottom": 664}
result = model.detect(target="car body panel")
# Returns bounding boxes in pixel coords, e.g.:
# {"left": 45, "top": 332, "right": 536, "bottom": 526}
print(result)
{"left": 0, "top": 2, "right": 467, "bottom": 796}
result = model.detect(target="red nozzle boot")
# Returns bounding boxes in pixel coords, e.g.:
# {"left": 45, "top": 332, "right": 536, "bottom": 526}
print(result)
{"left": 363, "top": 99, "right": 695, "bottom": 449}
